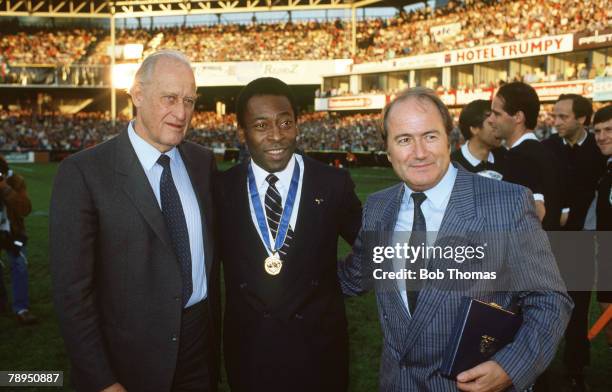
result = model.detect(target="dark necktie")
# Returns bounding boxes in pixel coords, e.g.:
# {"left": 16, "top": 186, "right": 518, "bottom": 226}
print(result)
{"left": 475, "top": 160, "right": 494, "bottom": 172}
{"left": 158, "top": 154, "right": 192, "bottom": 307}
{"left": 265, "top": 174, "right": 294, "bottom": 258}
{"left": 407, "top": 192, "right": 427, "bottom": 314}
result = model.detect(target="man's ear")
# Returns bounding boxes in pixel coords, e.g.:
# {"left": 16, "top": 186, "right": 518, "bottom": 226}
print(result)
{"left": 131, "top": 84, "right": 145, "bottom": 108}
{"left": 577, "top": 115, "right": 587, "bottom": 126}
{"left": 514, "top": 110, "right": 526, "bottom": 126}
{"left": 470, "top": 125, "right": 479, "bottom": 138}
{"left": 238, "top": 128, "right": 246, "bottom": 144}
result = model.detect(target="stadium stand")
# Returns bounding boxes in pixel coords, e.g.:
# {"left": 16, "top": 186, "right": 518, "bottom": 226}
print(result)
{"left": 0, "top": 28, "right": 101, "bottom": 65}
{"left": 355, "top": 0, "right": 609, "bottom": 62}
{"left": 2, "top": 0, "right": 607, "bottom": 67}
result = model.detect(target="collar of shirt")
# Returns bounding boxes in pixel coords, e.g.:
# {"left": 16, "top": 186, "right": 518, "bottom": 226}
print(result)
{"left": 509, "top": 132, "right": 539, "bottom": 149}
{"left": 128, "top": 121, "right": 178, "bottom": 171}
{"left": 248, "top": 154, "right": 304, "bottom": 255}
{"left": 402, "top": 163, "right": 458, "bottom": 212}
{"left": 250, "top": 153, "right": 300, "bottom": 198}
{"left": 562, "top": 129, "right": 588, "bottom": 147}
{"left": 461, "top": 140, "right": 495, "bottom": 167}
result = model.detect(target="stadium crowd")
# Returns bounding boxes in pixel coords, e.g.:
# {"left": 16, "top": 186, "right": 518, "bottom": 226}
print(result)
{"left": 356, "top": 0, "right": 609, "bottom": 61}
{"left": 0, "top": 105, "right": 573, "bottom": 153}
{"left": 0, "top": 29, "right": 100, "bottom": 65}
{"left": 0, "top": 110, "right": 389, "bottom": 152}
{"left": 141, "top": 21, "right": 351, "bottom": 62}
{"left": 1, "top": 0, "right": 609, "bottom": 67}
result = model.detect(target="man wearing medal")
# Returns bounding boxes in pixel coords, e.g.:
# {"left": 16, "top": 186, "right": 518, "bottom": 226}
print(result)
{"left": 214, "top": 77, "right": 362, "bottom": 391}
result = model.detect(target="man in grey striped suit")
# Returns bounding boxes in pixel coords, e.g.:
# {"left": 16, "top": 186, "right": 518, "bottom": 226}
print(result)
{"left": 339, "top": 88, "right": 572, "bottom": 392}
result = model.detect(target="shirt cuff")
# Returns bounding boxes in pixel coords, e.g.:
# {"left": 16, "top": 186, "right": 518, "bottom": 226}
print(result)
{"left": 533, "top": 193, "right": 544, "bottom": 202}
{"left": 561, "top": 208, "right": 570, "bottom": 214}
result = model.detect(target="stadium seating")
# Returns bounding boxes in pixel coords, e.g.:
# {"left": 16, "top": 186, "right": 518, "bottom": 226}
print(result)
{"left": 1, "top": 0, "right": 607, "bottom": 66}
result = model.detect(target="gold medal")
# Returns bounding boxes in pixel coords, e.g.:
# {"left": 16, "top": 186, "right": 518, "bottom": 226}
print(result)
{"left": 264, "top": 253, "right": 282, "bottom": 276}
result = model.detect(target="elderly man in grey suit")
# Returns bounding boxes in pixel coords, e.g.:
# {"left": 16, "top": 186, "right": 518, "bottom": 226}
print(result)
{"left": 50, "top": 50, "right": 220, "bottom": 392}
{"left": 340, "top": 87, "right": 572, "bottom": 392}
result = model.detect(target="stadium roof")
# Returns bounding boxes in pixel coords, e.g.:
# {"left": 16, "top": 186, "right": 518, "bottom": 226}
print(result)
{"left": 0, "top": 0, "right": 420, "bottom": 18}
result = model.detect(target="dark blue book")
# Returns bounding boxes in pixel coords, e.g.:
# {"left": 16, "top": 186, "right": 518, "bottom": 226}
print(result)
{"left": 440, "top": 297, "right": 523, "bottom": 379}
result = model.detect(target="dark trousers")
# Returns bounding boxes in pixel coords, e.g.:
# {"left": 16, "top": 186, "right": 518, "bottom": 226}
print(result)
{"left": 172, "top": 300, "right": 213, "bottom": 392}
{"left": 563, "top": 291, "right": 591, "bottom": 374}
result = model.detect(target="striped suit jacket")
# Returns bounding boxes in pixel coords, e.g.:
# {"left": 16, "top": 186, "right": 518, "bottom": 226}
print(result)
{"left": 340, "top": 166, "right": 572, "bottom": 392}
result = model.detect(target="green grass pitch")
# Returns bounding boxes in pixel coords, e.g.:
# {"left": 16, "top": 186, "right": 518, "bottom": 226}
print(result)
{"left": 0, "top": 162, "right": 610, "bottom": 391}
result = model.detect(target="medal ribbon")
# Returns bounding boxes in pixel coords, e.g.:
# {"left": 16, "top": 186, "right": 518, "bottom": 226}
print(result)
{"left": 248, "top": 158, "right": 300, "bottom": 254}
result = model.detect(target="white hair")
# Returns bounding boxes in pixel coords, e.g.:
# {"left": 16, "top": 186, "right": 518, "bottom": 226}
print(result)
{"left": 129, "top": 49, "right": 193, "bottom": 94}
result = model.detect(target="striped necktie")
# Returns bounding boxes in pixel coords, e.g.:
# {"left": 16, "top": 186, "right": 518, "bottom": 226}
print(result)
{"left": 265, "top": 174, "right": 294, "bottom": 258}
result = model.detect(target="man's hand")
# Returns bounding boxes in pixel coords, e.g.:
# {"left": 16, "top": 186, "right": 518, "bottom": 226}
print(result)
{"left": 100, "top": 383, "right": 127, "bottom": 392}
{"left": 456, "top": 360, "right": 512, "bottom": 392}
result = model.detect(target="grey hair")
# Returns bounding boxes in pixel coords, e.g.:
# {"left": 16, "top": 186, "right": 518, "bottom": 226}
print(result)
{"left": 381, "top": 87, "right": 453, "bottom": 147}
{"left": 129, "top": 49, "right": 193, "bottom": 94}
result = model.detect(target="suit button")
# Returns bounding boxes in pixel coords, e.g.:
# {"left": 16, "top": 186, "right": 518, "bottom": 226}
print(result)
{"left": 174, "top": 296, "right": 180, "bottom": 301}
{"left": 239, "top": 283, "right": 247, "bottom": 289}
{"left": 171, "top": 335, "right": 178, "bottom": 342}
{"left": 294, "top": 313, "right": 304, "bottom": 320}
{"left": 263, "top": 312, "right": 271, "bottom": 318}
{"left": 311, "top": 279, "right": 319, "bottom": 287}
{"left": 383, "top": 313, "right": 388, "bottom": 320}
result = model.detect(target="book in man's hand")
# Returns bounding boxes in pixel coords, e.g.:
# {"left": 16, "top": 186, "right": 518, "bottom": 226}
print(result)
{"left": 440, "top": 297, "right": 523, "bottom": 379}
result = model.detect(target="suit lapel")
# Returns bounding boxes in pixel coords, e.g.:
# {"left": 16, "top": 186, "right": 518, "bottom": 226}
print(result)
{"left": 114, "top": 130, "right": 173, "bottom": 251}
{"left": 179, "top": 144, "right": 214, "bottom": 277}
{"left": 234, "top": 161, "right": 270, "bottom": 271}
{"left": 279, "top": 157, "right": 324, "bottom": 281}
{"left": 400, "top": 168, "right": 485, "bottom": 360}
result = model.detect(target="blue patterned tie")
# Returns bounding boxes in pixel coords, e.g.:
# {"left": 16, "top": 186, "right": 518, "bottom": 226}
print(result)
{"left": 158, "top": 154, "right": 192, "bottom": 307}
{"left": 407, "top": 192, "right": 427, "bottom": 314}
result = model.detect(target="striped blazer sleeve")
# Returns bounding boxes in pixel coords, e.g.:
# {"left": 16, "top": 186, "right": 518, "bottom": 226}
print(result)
{"left": 492, "top": 188, "right": 573, "bottom": 391}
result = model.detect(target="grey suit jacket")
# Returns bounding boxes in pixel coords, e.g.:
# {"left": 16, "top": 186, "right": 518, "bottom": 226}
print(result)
{"left": 340, "top": 166, "right": 572, "bottom": 392}
{"left": 49, "top": 130, "right": 220, "bottom": 392}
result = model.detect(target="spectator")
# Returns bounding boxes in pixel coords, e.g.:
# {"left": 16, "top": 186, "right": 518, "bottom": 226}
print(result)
{"left": 0, "top": 154, "right": 35, "bottom": 325}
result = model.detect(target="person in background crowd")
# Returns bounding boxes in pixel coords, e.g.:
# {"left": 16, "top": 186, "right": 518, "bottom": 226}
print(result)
{"left": 592, "top": 104, "right": 612, "bottom": 353}
{"left": 542, "top": 94, "right": 606, "bottom": 392}
{"left": 0, "top": 154, "right": 35, "bottom": 325}
{"left": 452, "top": 99, "right": 504, "bottom": 180}
{"left": 488, "top": 82, "right": 562, "bottom": 230}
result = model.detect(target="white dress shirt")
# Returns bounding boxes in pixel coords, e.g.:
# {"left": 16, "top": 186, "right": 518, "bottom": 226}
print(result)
{"left": 248, "top": 154, "right": 305, "bottom": 256}
{"left": 128, "top": 122, "right": 207, "bottom": 307}
{"left": 461, "top": 140, "right": 495, "bottom": 167}
{"left": 393, "top": 163, "right": 458, "bottom": 313}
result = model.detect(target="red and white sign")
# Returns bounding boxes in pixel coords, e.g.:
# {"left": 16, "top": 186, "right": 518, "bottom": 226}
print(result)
{"left": 437, "top": 88, "right": 495, "bottom": 106}
{"left": 347, "top": 52, "right": 444, "bottom": 75}
{"left": 444, "top": 34, "right": 573, "bottom": 66}
{"left": 532, "top": 81, "right": 592, "bottom": 101}
{"left": 436, "top": 80, "right": 593, "bottom": 106}
{"left": 316, "top": 95, "right": 388, "bottom": 111}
